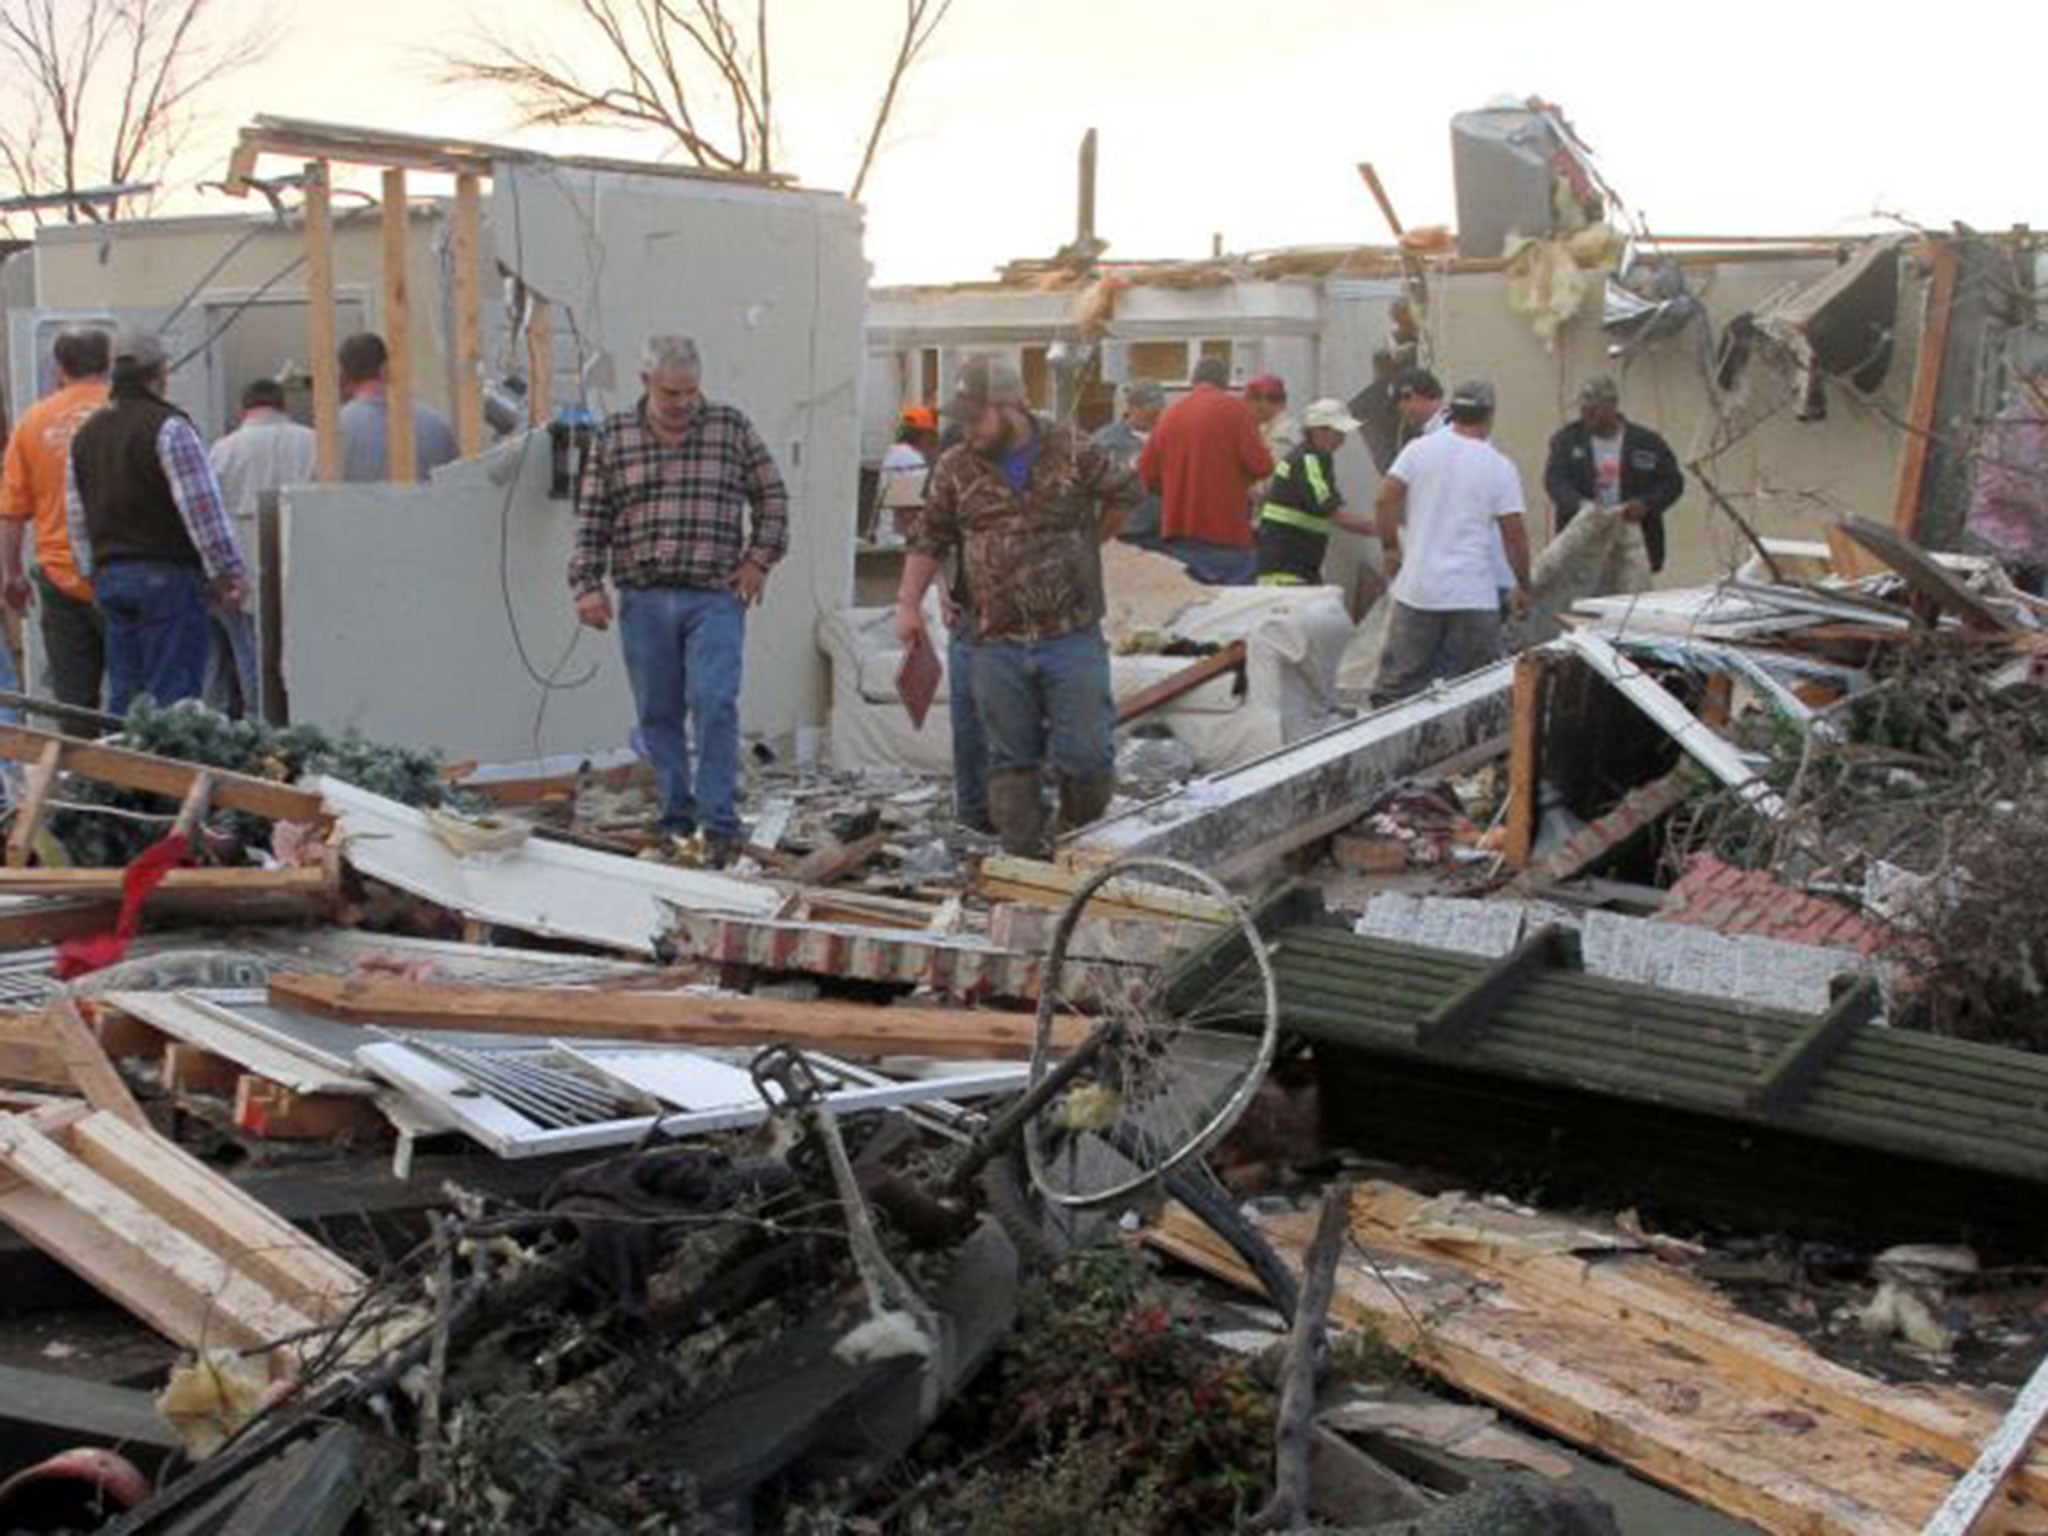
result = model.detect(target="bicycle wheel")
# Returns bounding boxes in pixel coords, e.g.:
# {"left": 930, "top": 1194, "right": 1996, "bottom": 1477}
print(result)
{"left": 1024, "top": 856, "right": 1280, "bottom": 1210}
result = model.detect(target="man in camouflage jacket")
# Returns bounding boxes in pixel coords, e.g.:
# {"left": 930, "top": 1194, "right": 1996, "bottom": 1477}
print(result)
{"left": 895, "top": 356, "right": 1141, "bottom": 855}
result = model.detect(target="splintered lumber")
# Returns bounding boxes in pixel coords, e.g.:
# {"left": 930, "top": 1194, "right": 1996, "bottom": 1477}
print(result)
{"left": 975, "top": 854, "right": 1232, "bottom": 924}
{"left": 1150, "top": 1192, "right": 2047, "bottom": 1536}
{"left": 1113, "top": 639, "right": 1247, "bottom": 725}
{"left": 0, "top": 1110, "right": 356, "bottom": 1368}
{"left": 0, "top": 723, "right": 327, "bottom": 824}
{"left": 785, "top": 829, "right": 890, "bottom": 887}
{"left": 270, "top": 972, "right": 1088, "bottom": 1060}
{"left": 44, "top": 998, "right": 149, "bottom": 1129}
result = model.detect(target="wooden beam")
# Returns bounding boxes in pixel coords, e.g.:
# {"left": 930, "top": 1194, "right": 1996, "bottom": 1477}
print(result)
{"left": 0, "top": 1014, "right": 70, "bottom": 1089}
{"left": 303, "top": 161, "right": 342, "bottom": 483}
{"left": 44, "top": 998, "right": 148, "bottom": 1130}
{"left": 1747, "top": 977, "right": 1881, "bottom": 1119}
{"left": 381, "top": 166, "right": 416, "bottom": 485}
{"left": 1355, "top": 162, "right": 1405, "bottom": 239}
{"left": 161, "top": 1041, "right": 239, "bottom": 1100}
{"left": 0, "top": 723, "right": 325, "bottom": 823}
{"left": 0, "top": 866, "right": 333, "bottom": 900}
{"left": 0, "top": 897, "right": 120, "bottom": 951}
{"left": 1502, "top": 653, "right": 1547, "bottom": 871}
{"left": 1415, "top": 924, "right": 1572, "bottom": 1054}
{"left": 526, "top": 297, "right": 554, "bottom": 426}
{"left": 785, "top": 828, "right": 889, "bottom": 887}
{"left": 451, "top": 171, "right": 485, "bottom": 459}
{"left": 270, "top": 972, "right": 1086, "bottom": 1061}
{"left": 1114, "top": 640, "right": 1248, "bottom": 725}
{"left": 975, "top": 854, "right": 1232, "bottom": 924}
{"left": 1893, "top": 240, "right": 1960, "bottom": 538}
{"left": 6, "top": 738, "right": 62, "bottom": 867}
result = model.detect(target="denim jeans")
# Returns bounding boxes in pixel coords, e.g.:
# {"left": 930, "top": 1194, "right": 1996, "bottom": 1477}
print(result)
{"left": 93, "top": 560, "right": 211, "bottom": 716}
{"left": 948, "top": 628, "right": 991, "bottom": 830}
{"left": 205, "top": 609, "right": 260, "bottom": 719}
{"left": 971, "top": 624, "right": 1115, "bottom": 780}
{"left": 617, "top": 584, "right": 746, "bottom": 839}
{"left": 1165, "top": 538, "right": 1257, "bottom": 586}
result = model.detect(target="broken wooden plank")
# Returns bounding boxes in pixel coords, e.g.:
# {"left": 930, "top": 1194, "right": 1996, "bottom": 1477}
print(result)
{"left": 65, "top": 1110, "right": 364, "bottom": 1321}
{"left": 44, "top": 997, "right": 149, "bottom": 1130}
{"left": 1352, "top": 1180, "right": 2048, "bottom": 1514}
{"left": 975, "top": 854, "right": 1231, "bottom": 924}
{"left": 0, "top": 724, "right": 327, "bottom": 824}
{"left": 0, "top": 1113, "right": 319, "bottom": 1359}
{"left": 1152, "top": 1201, "right": 1966, "bottom": 1536}
{"left": 6, "top": 738, "right": 63, "bottom": 867}
{"left": 1840, "top": 516, "right": 2014, "bottom": 635}
{"left": 270, "top": 972, "right": 1086, "bottom": 1061}
{"left": 1114, "top": 640, "right": 1248, "bottom": 725}
{"left": 785, "top": 828, "right": 890, "bottom": 888}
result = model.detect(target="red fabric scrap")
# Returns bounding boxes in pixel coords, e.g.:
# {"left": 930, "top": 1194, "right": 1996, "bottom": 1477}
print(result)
{"left": 52, "top": 832, "right": 191, "bottom": 981}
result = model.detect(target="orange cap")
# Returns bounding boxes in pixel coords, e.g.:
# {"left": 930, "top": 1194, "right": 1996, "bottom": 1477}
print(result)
{"left": 900, "top": 406, "right": 938, "bottom": 432}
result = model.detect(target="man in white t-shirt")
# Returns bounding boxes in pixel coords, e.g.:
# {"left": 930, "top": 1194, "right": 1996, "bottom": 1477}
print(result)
{"left": 1371, "top": 379, "right": 1531, "bottom": 705}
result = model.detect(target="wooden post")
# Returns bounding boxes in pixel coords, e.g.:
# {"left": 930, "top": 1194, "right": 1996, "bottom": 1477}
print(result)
{"left": 526, "top": 297, "right": 554, "bottom": 427}
{"left": 1503, "top": 654, "right": 1547, "bottom": 871}
{"left": 1892, "top": 239, "right": 1958, "bottom": 537}
{"left": 302, "top": 162, "right": 342, "bottom": 483}
{"left": 451, "top": 171, "right": 484, "bottom": 459}
{"left": 380, "top": 167, "right": 416, "bottom": 485}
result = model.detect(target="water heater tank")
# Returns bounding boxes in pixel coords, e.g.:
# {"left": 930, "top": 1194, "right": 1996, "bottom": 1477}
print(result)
{"left": 1451, "top": 107, "right": 1564, "bottom": 260}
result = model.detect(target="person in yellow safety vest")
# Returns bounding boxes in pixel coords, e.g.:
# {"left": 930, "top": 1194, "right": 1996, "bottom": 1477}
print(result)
{"left": 1255, "top": 398, "right": 1376, "bottom": 585}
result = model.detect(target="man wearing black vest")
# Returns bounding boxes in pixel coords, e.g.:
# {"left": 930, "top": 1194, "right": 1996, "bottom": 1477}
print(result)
{"left": 65, "top": 330, "right": 248, "bottom": 715}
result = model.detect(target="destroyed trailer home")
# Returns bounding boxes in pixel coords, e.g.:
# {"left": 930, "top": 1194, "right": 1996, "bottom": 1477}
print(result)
{"left": 0, "top": 94, "right": 2047, "bottom": 1536}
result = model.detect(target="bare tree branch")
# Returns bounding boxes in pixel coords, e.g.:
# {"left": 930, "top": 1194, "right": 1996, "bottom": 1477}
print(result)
{"left": 445, "top": 0, "right": 956, "bottom": 193}
{"left": 0, "top": 0, "right": 271, "bottom": 231}
{"left": 849, "top": 0, "right": 955, "bottom": 202}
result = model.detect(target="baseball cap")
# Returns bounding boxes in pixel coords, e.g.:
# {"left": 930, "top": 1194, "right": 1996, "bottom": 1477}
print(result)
{"left": 112, "top": 327, "right": 168, "bottom": 373}
{"left": 1578, "top": 374, "right": 1620, "bottom": 405}
{"left": 1302, "top": 398, "right": 1361, "bottom": 434}
{"left": 899, "top": 405, "right": 938, "bottom": 433}
{"left": 1449, "top": 379, "right": 1497, "bottom": 414}
{"left": 1245, "top": 373, "right": 1287, "bottom": 402}
{"left": 1393, "top": 366, "right": 1444, "bottom": 402}
{"left": 1125, "top": 379, "right": 1167, "bottom": 411}
{"left": 944, "top": 355, "right": 1027, "bottom": 422}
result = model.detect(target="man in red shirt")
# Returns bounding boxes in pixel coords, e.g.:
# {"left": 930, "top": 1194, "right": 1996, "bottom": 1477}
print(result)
{"left": 1140, "top": 356, "right": 1273, "bottom": 584}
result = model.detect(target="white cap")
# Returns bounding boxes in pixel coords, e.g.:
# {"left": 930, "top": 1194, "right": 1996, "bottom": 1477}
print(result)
{"left": 1302, "top": 398, "right": 1361, "bottom": 434}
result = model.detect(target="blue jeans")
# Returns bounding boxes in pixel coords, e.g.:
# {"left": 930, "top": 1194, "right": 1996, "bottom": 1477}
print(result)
{"left": 972, "top": 625, "right": 1115, "bottom": 780}
{"left": 618, "top": 585, "right": 746, "bottom": 839}
{"left": 948, "top": 629, "right": 991, "bottom": 830}
{"left": 1166, "top": 538, "right": 1256, "bottom": 586}
{"left": 94, "top": 560, "right": 211, "bottom": 716}
{"left": 205, "top": 609, "right": 260, "bottom": 719}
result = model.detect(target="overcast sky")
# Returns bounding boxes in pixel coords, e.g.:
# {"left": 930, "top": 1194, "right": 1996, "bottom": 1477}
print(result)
{"left": 185, "top": 0, "right": 2038, "bottom": 284}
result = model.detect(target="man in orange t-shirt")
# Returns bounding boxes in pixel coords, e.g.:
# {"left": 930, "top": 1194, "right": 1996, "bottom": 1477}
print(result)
{"left": 1139, "top": 356, "right": 1274, "bottom": 585}
{"left": 1, "top": 329, "right": 109, "bottom": 707}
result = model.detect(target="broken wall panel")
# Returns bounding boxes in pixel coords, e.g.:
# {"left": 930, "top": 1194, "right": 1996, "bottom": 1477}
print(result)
{"left": 1073, "top": 660, "right": 1515, "bottom": 872}
{"left": 494, "top": 163, "right": 866, "bottom": 741}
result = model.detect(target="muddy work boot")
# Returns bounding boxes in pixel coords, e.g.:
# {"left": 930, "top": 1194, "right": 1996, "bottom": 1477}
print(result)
{"left": 987, "top": 768, "right": 1049, "bottom": 857}
{"left": 1053, "top": 770, "right": 1117, "bottom": 839}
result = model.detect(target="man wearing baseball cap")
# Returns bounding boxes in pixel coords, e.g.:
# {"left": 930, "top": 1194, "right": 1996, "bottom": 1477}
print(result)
{"left": 1542, "top": 375, "right": 1684, "bottom": 575}
{"left": 65, "top": 329, "right": 248, "bottom": 714}
{"left": 1091, "top": 379, "right": 1167, "bottom": 550}
{"left": 1255, "top": 398, "right": 1375, "bottom": 585}
{"left": 1370, "top": 379, "right": 1531, "bottom": 705}
{"left": 897, "top": 355, "right": 1140, "bottom": 854}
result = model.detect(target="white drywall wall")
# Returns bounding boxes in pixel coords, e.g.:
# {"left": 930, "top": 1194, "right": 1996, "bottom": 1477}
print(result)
{"left": 279, "top": 435, "right": 639, "bottom": 763}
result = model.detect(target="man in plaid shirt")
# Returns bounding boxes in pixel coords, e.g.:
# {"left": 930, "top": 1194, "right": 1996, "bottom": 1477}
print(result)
{"left": 572, "top": 335, "right": 788, "bottom": 864}
{"left": 66, "top": 329, "right": 248, "bottom": 714}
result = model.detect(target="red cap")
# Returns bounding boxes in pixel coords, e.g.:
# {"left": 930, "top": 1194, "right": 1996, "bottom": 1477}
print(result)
{"left": 1244, "top": 374, "right": 1286, "bottom": 402}
{"left": 899, "top": 406, "right": 938, "bottom": 432}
